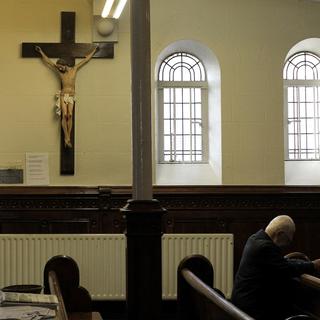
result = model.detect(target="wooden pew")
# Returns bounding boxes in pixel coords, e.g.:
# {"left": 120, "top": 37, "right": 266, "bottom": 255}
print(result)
{"left": 48, "top": 270, "right": 69, "bottom": 320}
{"left": 177, "top": 254, "right": 254, "bottom": 320}
{"left": 177, "top": 253, "right": 319, "bottom": 320}
{"left": 44, "top": 255, "right": 102, "bottom": 320}
{"left": 44, "top": 255, "right": 92, "bottom": 312}
{"left": 289, "top": 273, "right": 320, "bottom": 320}
{"left": 48, "top": 270, "right": 102, "bottom": 320}
{"left": 284, "top": 252, "right": 320, "bottom": 319}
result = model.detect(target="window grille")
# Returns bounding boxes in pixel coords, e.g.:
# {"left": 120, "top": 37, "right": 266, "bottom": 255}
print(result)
{"left": 159, "top": 52, "right": 206, "bottom": 82}
{"left": 158, "top": 52, "right": 208, "bottom": 163}
{"left": 284, "top": 52, "right": 320, "bottom": 160}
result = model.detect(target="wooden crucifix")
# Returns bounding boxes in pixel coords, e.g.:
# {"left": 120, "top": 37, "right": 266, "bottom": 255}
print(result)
{"left": 22, "top": 11, "right": 113, "bottom": 175}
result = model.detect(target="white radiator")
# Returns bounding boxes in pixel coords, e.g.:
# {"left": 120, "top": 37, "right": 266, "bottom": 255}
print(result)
{"left": 162, "top": 234, "right": 233, "bottom": 299}
{"left": 0, "top": 233, "right": 233, "bottom": 300}
{"left": 0, "top": 234, "right": 126, "bottom": 300}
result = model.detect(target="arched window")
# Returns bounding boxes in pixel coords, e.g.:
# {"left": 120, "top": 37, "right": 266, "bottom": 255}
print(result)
{"left": 284, "top": 52, "right": 320, "bottom": 160}
{"left": 157, "top": 52, "right": 208, "bottom": 163}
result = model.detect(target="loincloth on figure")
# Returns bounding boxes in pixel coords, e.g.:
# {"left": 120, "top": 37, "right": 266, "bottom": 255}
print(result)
{"left": 55, "top": 91, "right": 76, "bottom": 116}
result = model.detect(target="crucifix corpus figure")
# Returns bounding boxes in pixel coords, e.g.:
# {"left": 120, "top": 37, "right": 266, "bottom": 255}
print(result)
{"left": 35, "top": 45, "right": 98, "bottom": 148}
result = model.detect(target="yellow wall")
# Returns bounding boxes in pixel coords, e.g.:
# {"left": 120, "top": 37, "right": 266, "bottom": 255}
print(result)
{"left": 0, "top": 0, "right": 319, "bottom": 185}
{"left": 0, "top": 0, "right": 131, "bottom": 185}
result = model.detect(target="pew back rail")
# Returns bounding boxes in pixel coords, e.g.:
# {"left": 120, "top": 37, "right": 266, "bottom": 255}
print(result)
{"left": 48, "top": 271, "right": 68, "bottom": 320}
{"left": 291, "top": 274, "right": 320, "bottom": 319}
{"left": 177, "top": 254, "right": 254, "bottom": 320}
{"left": 47, "top": 269, "right": 102, "bottom": 320}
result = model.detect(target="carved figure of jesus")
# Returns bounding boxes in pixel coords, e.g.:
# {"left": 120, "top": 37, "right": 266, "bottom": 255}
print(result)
{"left": 35, "top": 45, "right": 97, "bottom": 148}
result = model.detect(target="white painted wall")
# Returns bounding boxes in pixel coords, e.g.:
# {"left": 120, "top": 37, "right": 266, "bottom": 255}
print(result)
{"left": 0, "top": 0, "right": 320, "bottom": 185}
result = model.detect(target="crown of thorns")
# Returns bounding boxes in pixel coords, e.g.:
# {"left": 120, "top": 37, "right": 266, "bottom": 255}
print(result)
{"left": 56, "top": 58, "right": 70, "bottom": 67}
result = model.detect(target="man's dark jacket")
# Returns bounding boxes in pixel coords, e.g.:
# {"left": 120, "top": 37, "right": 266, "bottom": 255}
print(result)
{"left": 231, "top": 229, "right": 315, "bottom": 320}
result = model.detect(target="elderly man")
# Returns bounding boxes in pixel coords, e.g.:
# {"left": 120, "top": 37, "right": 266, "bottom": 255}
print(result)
{"left": 231, "top": 215, "right": 320, "bottom": 320}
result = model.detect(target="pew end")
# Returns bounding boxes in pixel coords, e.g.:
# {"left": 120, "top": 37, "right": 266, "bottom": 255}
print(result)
{"left": 43, "top": 255, "right": 92, "bottom": 313}
{"left": 290, "top": 273, "right": 320, "bottom": 319}
{"left": 285, "top": 251, "right": 320, "bottom": 319}
{"left": 177, "top": 254, "right": 254, "bottom": 320}
{"left": 48, "top": 269, "right": 102, "bottom": 320}
{"left": 285, "top": 315, "right": 314, "bottom": 320}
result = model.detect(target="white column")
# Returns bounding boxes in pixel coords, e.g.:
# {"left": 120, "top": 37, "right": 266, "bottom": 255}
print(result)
{"left": 130, "top": 0, "right": 153, "bottom": 200}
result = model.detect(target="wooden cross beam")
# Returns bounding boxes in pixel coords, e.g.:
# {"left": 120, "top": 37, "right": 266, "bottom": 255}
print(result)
{"left": 22, "top": 11, "right": 113, "bottom": 175}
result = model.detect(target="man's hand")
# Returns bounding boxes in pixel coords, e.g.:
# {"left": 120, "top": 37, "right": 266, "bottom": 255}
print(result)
{"left": 312, "top": 259, "right": 320, "bottom": 273}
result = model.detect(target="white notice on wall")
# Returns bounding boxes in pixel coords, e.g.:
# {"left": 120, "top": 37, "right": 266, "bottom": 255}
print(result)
{"left": 26, "top": 153, "right": 49, "bottom": 185}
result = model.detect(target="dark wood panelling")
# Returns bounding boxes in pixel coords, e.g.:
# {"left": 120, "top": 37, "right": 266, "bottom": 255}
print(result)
{"left": 0, "top": 186, "right": 107, "bottom": 234}
{"left": 1, "top": 186, "right": 320, "bottom": 272}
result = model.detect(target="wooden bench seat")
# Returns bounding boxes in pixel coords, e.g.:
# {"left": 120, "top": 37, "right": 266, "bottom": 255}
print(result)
{"left": 44, "top": 255, "right": 103, "bottom": 320}
{"left": 177, "top": 254, "right": 254, "bottom": 320}
{"left": 289, "top": 273, "right": 320, "bottom": 319}
{"left": 178, "top": 254, "right": 320, "bottom": 320}
{"left": 48, "top": 270, "right": 102, "bottom": 320}
{"left": 284, "top": 251, "right": 320, "bottom": 319}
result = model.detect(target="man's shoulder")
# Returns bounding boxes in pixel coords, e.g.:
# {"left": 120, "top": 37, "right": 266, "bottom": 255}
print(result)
{"left": 248, "top": 230, "right": 274, "bottom": 251}
{"left": 250, "top": 229, "right": 269, "bottom": 241}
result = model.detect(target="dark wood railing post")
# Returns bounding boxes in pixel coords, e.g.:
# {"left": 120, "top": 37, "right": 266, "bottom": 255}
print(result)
{"left": 122, "top": 200, "right": 166, "bottom": 320}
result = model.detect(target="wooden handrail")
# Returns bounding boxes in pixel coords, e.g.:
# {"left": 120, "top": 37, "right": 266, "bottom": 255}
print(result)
{"left": 300, "top": 274, "right": 320, "bottom": 290}
{"left": 177, "top": 255, "right": 255, "bottom": 320}
{"left": 182, "top": 269, "right": 254, "bottom": 320}
{"left": 289, "top": 273, "right": 320, "bottom": 319}
{"left": 48, "top": 270, "right": 68, "bottom": 320}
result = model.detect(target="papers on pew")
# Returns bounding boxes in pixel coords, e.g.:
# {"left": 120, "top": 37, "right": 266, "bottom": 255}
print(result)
{"left": 0, "top": 306, "right": 56, "bottom": 320}
{"left": 0, "top": 291, "right": 58, "bottom": 309}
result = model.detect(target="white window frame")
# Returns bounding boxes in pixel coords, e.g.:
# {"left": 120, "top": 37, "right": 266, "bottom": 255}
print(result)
{"left": 284, "top": 80, "right": 320, "bottom": 160}
{"left": 284, "top": 51, "right": 320, "bottom": 161}
{"left": 157, "top": 54, "right": 209, "bottom": 164}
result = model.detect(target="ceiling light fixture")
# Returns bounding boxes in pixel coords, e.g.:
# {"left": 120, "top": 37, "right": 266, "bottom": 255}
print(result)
{"left": 101, "top": 0, "right": 128, "bottom": 19}
{"left": 113, "top": 0, "right": 128, "bottom": 19}
{"left": 93, "top": 0, "right": 128, "bottom": 43}
{"left": 101, "top": 0, "right": 115, "bottom": 18}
